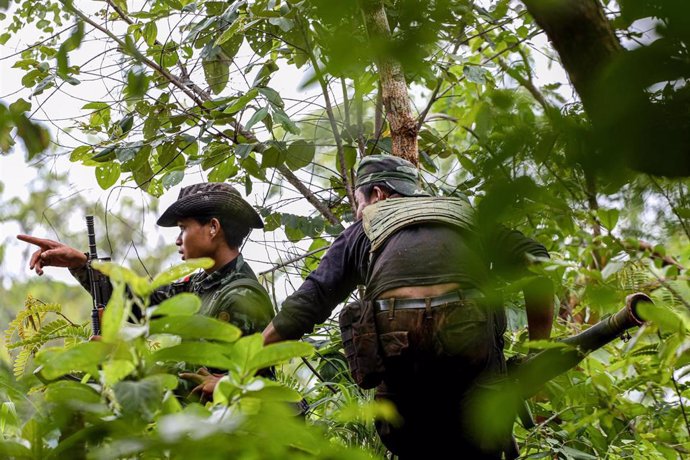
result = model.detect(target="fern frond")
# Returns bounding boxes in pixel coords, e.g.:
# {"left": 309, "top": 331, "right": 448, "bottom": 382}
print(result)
{"left": 617, "top": 262, "right": 653, "bottom": 291}
{"left": 13, "top": 347, "right": 36, "bottom": 378}
{"left": 8, "top": 321, "right": 90, "bottom": 350}
{"left": 5, "top": 300, "right": 62, "bottom": 346}
{"left": 631, "top": 344, "right": 659, "bottom": 357}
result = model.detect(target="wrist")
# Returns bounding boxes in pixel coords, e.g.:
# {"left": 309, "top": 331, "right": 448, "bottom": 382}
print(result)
{"left": 69, "top": 252, "right": 89, "bottom": 270}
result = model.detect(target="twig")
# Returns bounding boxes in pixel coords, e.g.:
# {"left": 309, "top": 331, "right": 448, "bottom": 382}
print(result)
{"left": 258, "top": 244, "right": 331, "bottom": 276}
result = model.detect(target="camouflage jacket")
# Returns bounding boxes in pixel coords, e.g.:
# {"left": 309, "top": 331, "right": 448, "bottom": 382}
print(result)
{"left": 71, "top": 254, "right": 275, "bottom": 336}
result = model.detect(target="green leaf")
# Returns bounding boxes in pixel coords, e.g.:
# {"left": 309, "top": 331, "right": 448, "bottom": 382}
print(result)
{"left": 44, "top": 380, "right": 102, "bottom": 407}
{"left": 272, "top": 108, "right": 300, "bottom": 135}
{"left": 343, "top": 145, "right": 357, "bottom": 169}
{"left": 637, "top": 302, "right": 685, "bottom": 333}
{"left": 91, "top": 261, "right": 151, "bottom": 297}
{"left": 245, "top": 107, "right": 268, "bottom": 130}
{"left": 235, "top": 143, "right": 254, "bottom": 159}
{"left": 463, "top": 65, "right": 487, "bottom": 84}
{"left": 101, "top": 281, "right": 128, "bottom": 342}
{"left": 162, "top": 170, "right": 184, "bottom": 189}
{"left": 149, "top": 316, "right": 241, "bottom": 343}
{"left": 95, "top": 163, "right": 121, "bottom": 189}
{"left": 69, "top": 145, "right": 93, "bottom": 162}
{"left": 114, "top": 377, "right": 162, "bottom": 422}
{"left": 223, "top": 88, "right": 258, "bottom": 114}
{"left": 598, "top": 208, "right": 620, "bottom": 231}
{"left": 82, "top": 101, "right": 110, "bottom": 110}
{"left": 102, "top": 359, "right": 136, "bottom": 385}
{"left": 559, "top": 446, "right": 598, "bottom": 460}
{"left": 247, "top": 341, "right": 313, "bottom": 372}
{"left": 35, "top": 342, "right": 111, "bottom": 380}
{"left": 153, "top": 342, "right": 235, "bottom": 369}
{"left": 208, "top": 158, "right": 238, "bottom": 182}
{"left": 261, "top": 143, "right": 287, "bottom": 168}
{"left": 286, "top": 140, "right": 315, "bottom": 170}
{"left": 150, "top": 258, "right": 214, "bottom": 291}
{"left": 203, "top": 57, "right": 229, "bottom": 95}
{"left": 240, "top": 378, "right": 302, "bottom": 402}
{"left": 0, "top": 440, "right": 32, "bottom": 458}
{"left": 32, "top": 75, "right": 55, "bottom": 96}
{"left": 600, "top": 260, "right": 625, "bottom": 281}
{"left": 125, "top": 70, "right": 149, "bottom": 100}
{"left": 258, "top": 87, "right": 284, "bottom": 108}
{"left": 150, "top": 293, "right": 201, "bottom": 317}
{"left": 215, "top": 14, "right": 245, "bottom": 46}
{"left": 143, "top": 22, "right": 158, "bottom": 46}
{"left": 92, "top": 145, "right": 116, "bottom": 162}
{"left": 9, "top": 98, "right": 31, "bottom": 113}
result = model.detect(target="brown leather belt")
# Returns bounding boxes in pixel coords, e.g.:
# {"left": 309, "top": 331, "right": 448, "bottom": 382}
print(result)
{"left": 374, "top": 291, "right": 466, "bottom": 312}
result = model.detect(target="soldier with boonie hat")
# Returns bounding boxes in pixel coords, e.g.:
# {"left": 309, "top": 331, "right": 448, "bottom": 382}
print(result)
{"left": 18, "top": 180, "right": 274, "bottom": 352}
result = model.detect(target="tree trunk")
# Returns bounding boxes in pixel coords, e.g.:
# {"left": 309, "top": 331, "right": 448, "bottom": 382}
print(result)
{"left": 521, "top": 0, "right": 621, "bottom": 115}
{"left": 359, "top": 0, "right": 419, "bottom": 165}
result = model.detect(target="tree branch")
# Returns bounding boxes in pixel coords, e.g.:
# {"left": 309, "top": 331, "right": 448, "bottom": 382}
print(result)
{"left": 359, "top": 0, "right": 418, "bottom": 164}
{"left": 63, "top": 0, "right": 341, "bottom": 226}
{"left": 297, "top": 16, "right": 356, "bottom": 213}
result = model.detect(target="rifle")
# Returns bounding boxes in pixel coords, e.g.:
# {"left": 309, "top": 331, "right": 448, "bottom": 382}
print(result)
{"left": 85, "top": 215, "right": 113, "bottom": 336}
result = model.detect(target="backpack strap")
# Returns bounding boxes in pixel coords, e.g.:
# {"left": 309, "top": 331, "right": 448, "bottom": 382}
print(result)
{"left": 362, "top": 197, "right": 475, "bottom": 252}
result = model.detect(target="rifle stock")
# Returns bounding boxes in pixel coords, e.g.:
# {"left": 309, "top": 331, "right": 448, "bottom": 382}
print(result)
{"left": 511, "top": 293, "right": 650, "bottom": 400}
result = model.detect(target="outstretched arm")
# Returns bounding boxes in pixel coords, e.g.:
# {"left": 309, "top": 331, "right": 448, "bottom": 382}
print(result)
{"left": 16, "top": 234, "right": 87, "bottom": 276}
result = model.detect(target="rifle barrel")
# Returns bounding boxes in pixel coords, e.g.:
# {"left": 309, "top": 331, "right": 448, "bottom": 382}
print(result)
{"left": 86, "top": 215, "right": 99, "bottom": 260}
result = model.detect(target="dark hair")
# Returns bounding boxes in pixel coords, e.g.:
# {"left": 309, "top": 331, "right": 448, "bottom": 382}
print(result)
{"left": 194, "top": 215, "right": 251, "bottom": 249}
{"left": 356, "top": 182, "right": 397, "bottom": 200}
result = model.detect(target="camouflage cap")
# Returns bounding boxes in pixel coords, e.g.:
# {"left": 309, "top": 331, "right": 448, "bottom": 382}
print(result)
{"left": 157, "top": 182, "right": 263, "bottom": 228}
{"left": 355, "top": 154, "right": 430, "bottom": 196}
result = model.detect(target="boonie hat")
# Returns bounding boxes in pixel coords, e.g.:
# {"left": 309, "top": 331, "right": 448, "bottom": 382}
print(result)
{"left": 355, "top": 154, "right": 430, "bottom": 196}
{"left": 157, "top": 182, "right": 263, "bottom": 228}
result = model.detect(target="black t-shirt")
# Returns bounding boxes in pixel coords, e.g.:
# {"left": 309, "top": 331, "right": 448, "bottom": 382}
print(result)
{"left": 272, "top": 218, "right": 549, "bottom": 340}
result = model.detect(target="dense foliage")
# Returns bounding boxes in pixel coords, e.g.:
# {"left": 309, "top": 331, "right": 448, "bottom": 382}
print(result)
{"left": 2, "top": 0, "right": 690, "bottom": 458}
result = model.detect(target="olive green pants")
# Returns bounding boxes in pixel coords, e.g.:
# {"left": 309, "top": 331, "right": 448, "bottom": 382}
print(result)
{"left": 373, "top": 301, "right": 512, "bottom": 459}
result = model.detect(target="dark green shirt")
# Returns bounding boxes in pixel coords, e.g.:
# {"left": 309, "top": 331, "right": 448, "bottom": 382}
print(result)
{"left": 71, "top": 254, "right": 274, "bottom": 336}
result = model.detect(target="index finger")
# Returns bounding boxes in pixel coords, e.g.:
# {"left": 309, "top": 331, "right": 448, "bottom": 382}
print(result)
{"left": 17, "top": 234, "right": 54, "bottom": 248}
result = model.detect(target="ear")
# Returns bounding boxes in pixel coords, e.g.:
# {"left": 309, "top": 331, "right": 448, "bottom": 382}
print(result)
{"left": 372, "top": 186, "right": 389, "bottom": 202}
{"left": 209, "top": 218, "right": 221, "bottom": 238}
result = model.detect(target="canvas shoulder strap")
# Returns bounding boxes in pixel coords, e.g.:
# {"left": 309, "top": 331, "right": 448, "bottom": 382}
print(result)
{"left": 361, "top": 197, "right": 475, "bottom": 252}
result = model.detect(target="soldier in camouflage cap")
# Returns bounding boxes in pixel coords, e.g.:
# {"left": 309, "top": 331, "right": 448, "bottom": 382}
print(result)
{"left": 263, "top": 154, "right": 554, "bottom": 458}
{"left": 354, "top": 154, "right": 430, "bottom": 197}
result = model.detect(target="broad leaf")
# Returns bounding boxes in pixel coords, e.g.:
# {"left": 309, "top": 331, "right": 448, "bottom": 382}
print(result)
{"left": 247, "top": 341, "right": 314, "bottom": 372}
{"left": 114, "top": 378, "right": 163, "bottom": 421}
{"left": 101, "top": 281, "right": 129, "bottom": 342}
{"left": 149, "top": 316, "right": 241, "bottom": 343}
{"left": 286, "top": 140, "right": 315, "bottom": 170}
{"left": 245, "top": 107, "right": 268, "bottom": 130}
{"left": 224, "top": 88, "right": 258, "bottom": 114}
{"left": 149, "top": 293, "right": 201, "bottom": 317}
{"left": 92, "top": 261, "right": 150, "bottom": 297}
{"left": 101, "top": 359, "right": 136, "bottom": 385}
{"left": 35, "top": 342, "right": 111, "bottom": 380}
{"left": 150, "top": 258, "right": 214, "bottom": 291}
{"left": 153, "top": 342, "right": 235, "bottom": 369}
